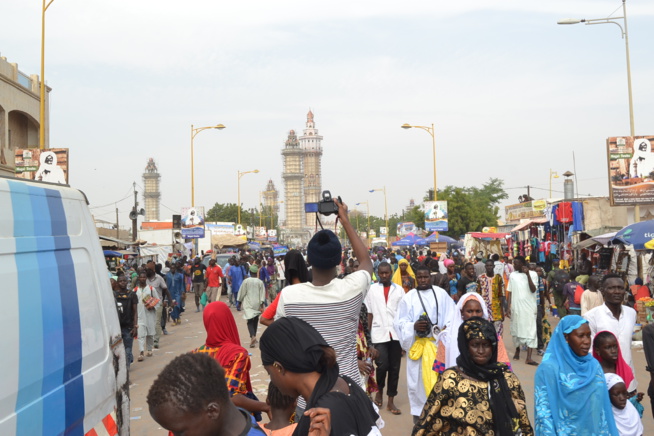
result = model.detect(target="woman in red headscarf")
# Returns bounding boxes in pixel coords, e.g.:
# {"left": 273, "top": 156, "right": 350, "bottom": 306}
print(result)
{"left": 193, "top": 301, "right": 270, "bottom": 419}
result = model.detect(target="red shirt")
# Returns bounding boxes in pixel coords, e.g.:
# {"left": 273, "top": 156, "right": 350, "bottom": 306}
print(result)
{"left": 206, "top": 265, "right": 224, "bottom": 287}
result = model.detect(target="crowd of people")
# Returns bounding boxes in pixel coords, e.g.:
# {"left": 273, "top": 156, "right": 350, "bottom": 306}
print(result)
{"left": 110, "top": 198, "right": 653, "bottom": 435}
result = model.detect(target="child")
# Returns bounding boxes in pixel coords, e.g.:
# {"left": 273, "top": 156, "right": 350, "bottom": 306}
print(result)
{"left": 593, "top": 330, "right": 644, "bottom": 416}
{"left": 605, "top": 373, "right": 643, "bottom": 436}
{"left": 262, "top": 382, "right": 297, "bottom": 436}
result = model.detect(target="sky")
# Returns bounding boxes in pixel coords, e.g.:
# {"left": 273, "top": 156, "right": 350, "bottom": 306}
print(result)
{"left": 2, "top": 0, "right": 654, "bottom": 230}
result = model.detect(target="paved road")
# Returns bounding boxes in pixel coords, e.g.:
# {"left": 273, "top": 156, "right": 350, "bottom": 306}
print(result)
{"left": 128, "top": 296, "right": 653, "bottom": 435}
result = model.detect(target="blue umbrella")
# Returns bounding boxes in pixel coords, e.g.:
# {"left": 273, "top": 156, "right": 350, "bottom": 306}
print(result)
{"left": 426, "top": 233, "right": 458, "bottom": 244}
{"left": 612, "top": 220, "right": 654, "bottom": 250}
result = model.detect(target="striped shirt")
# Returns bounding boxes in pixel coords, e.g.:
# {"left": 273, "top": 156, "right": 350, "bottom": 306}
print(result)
{"left": 276, "top": 270, "right": 371, "bottom": 409}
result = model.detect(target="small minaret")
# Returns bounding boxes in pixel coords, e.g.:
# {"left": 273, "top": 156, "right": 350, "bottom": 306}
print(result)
{"left": 299, "top": 109, "right": 323, "bottom": 225}
{"left": 143, "top": 158, "right": 161, "bottom": 221}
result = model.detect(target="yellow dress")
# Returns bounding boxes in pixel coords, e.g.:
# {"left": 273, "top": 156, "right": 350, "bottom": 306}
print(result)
{"left": 412, "top": 368, "right": 533, "bottom": 436}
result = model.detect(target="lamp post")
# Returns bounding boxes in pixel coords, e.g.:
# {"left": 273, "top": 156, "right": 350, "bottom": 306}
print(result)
{"left": 355, "top": 201, "right": 370, "bottom": 246}
{"left": 401, "top": 123, "right": 437, "bottom": 200}
{"left": 237, "top": 169, "right": 259, "bottom": 224}
{"left": 558, "top": 0, "right": 636, "bottom": 220}
{"left": 191, "top": 124, "right": 226, "bottom": 206}
{"left": 549, "top": 169, "right": 559, "bottom": 198}
{"left": 39, "top": 0, "right": 55, "bottom": 149}
{"left": 369, "top": 186, "right": 388, "bottom": 242}
{"left": 558, "top": 1, "right": 635, "bottom": 137}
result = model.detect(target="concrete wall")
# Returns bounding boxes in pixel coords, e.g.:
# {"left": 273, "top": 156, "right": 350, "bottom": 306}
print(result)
{"left": 0, "top": 56, "right": 50, "bottom": 177}
{"left": 581, "top": 197, "right": 629, "bottom": 231}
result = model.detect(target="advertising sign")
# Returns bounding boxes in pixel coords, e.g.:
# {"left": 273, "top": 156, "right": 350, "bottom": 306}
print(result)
{"left": 15, "top": 148, "right": 69, "bottom": 184}
{"left": 206, "top": 222, "right": 234, "bottom": 235}
{"left": 396, "top": 222, "right": 415, "bottom": 236}
{"left": 181, "top": 206, "right": 205, "bottom": 239}
{"left": 505, "top": 200, "right": 546, "bottom": 225}
{"left": 423, "top": 201, "right": 448, "bottom": 231}
{"left": 607, "top": 136, "right": 654, "bottom": 205}
{"left": 379, "top": 227, "right": 388, "bottom": 236}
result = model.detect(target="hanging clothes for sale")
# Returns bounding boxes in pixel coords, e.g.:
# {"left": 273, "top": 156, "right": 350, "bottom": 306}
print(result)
{"left": 570, "top": 202, "right": 584, "bottom": 232}
{"left": 556, "top": 202, "right": 573, "bottom": 223}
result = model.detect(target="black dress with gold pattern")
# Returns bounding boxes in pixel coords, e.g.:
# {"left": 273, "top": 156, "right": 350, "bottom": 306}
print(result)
{"left": 412, "top": 368, "right": 533, "bottom": 436}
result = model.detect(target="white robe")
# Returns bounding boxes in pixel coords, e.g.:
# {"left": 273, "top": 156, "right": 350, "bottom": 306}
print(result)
{"left": 508, "top": 271, "right": 538, "bottom": 349}
{"left": 394, "top": 286, "right": 456, "bottom": 417}
{"left": 136, "top": 286, "right": 157, "bottom": 336}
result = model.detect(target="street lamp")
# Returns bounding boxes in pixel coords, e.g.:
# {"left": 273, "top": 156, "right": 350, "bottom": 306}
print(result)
{"left": 549, "top": 169, "right": 559, "bottom": 198}
{"left": 39, "top": 0, "right": 55, "bottom": 149}
{"left": 237, "top": 169, "right": 259, "bottom": 224}
{"left": 401, "top": 123, "right": 437, "bottom": 200}
{"left": 355, "top": 201, "right": 370, "bottom": 246}
{"left": 369, "top": 187, "right": 388, "bottom": 242}
{"left": 191, "top": 124, "right": 226, "bottom": 206}
{"left": 557, "top": 0, "right": 635, "bottom": 138}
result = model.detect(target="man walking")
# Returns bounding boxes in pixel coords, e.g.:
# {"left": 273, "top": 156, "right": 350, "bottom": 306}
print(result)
{"left": 114, "top": 275, "right": 138, "bottom": 367}
{"left": 507, "top": 256, "right": 539, "bottom": 366}
{"left": 365, "top": 262, "right": 404, "bottom": 415}
{"left": 145, "top": 262, "right": 170, "bottom": 349}
{"left": 190, "top": 258, "right": 207, "bottom": 312}
{"left": 237, "top": 277, "right": 266, "bottom": 348}
{"left": 477, "top": 259, "right": 505, "bottom": 335}
{"left": 394, "top": 265, "right": 456, "bottom": 423}
{"left": 205, "top": 258, "right": 224, "bottom": 303}
{"left": 584, "top": 273, "right": 637, "bottom": 391}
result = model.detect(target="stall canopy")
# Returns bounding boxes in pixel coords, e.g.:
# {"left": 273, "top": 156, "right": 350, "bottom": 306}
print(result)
{"left": 574, "top": 232, "right": 617, "bottom": 250}
{"left": 468, "top": 232, "right": 509, "bottom": 240}
{"left": 103, "top": 250, "right": 123, "bottom": 257}
{"left": 510, "top": 217, "right": 549, "bottom": 233}
{"left": 211, "top": 234, "right": 248, "bottom": 249}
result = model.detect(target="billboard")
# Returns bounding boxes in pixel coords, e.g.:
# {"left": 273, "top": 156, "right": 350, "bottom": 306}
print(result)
{"left": 505, "top": 200, "right": 546, "bottom": 225}
{"left": 607, "top": 135, "right": 654, "bottom": 206}
{"left": 206, "top": 222, "right": 234, "bottom": 235}
{"left": 15, "top": 148, "right": 69, "bottom": 184}
{"left": 396, "top": 222, "right": 416, "bottom": 236}
{"left": 423, "top": 201, "right": 448, "bottom": 231}
{"left": 180, "top": 207, "right": 205, "bottom": 239}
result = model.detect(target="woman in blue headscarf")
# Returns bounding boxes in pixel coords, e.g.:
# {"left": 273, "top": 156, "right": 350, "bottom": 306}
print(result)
{"left": 534, "top": 315, "right": 619, "bottom": 435}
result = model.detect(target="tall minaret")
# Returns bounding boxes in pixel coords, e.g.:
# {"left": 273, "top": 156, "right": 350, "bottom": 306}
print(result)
{"left": 281, "top": 130, "right": 305, "bottom": 232}
{"left": 299, "top": 109, "right": 323, "bottom": 225}
{"left": 143, "top": 158, "right": 161, "bottom": 221}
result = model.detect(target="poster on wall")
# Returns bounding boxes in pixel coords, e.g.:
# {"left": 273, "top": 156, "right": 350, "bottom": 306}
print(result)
{"left": 15, "top": 148, "right": 69, "bottom": 184}
{"left": 423, "top": 201, "right": 448, "bottom": 231}
{"left": 607, "top": 135, "right": 654, "bottom": 206}
{"left": 396, "top": 222, "right": 415, "bottom": 236}
{"left": 180, "top": 206, "right": 205, "bottom": 238}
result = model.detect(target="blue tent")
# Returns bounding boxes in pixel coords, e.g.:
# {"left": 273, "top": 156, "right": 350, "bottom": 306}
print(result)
{"left": 391, "top": 239, "right": 413, "bottom": 247}
{"left": 103, "top": 250, "right": 123, "bottom": 257}
{"left": 612, "top": 220, "right": 654, "bottom": 250}
{"left": 425, "top": 233, "right": 457, "bottom": 244}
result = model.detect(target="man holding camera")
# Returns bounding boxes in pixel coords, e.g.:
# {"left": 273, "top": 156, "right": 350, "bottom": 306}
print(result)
{"left": 275, "top": 195, "right": 373, "bottom": 414}
{"left": 394, "top": 264, "right": 456, "bottom": 423}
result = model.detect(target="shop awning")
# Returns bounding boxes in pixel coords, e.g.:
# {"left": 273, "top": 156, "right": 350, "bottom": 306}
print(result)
{"left": 574, "top": 232, "right": 617, "bottom": 250}
{"left": 510, "top": 217, "right": 548, "bottom": 233}
{"left": 468, "top": 232, "right": 510, "bottom": 240}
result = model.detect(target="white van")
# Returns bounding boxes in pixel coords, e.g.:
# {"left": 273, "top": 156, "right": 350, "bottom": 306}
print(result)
{"left": 0, "top": 176, "right": 129, "bottom": 435}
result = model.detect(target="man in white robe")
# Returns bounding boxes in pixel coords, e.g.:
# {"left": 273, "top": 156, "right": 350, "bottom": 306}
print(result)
{"left": 394, "top": 265, "right": 456, "bottom": 423}
{"left": 507, "top": 255, "right": 539, "bottom": 365}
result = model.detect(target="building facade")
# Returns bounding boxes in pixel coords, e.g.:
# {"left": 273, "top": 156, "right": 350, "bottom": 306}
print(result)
{"left": 143, "top": 158, "right": 161, "bottom": 221}
{"left": 0, "top": 56, "right": 50, "bottom": 177}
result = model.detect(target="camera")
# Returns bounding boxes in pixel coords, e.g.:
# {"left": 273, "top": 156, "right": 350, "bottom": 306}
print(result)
{"left": 317, "top": 190, "right": 341, "bottom": 216}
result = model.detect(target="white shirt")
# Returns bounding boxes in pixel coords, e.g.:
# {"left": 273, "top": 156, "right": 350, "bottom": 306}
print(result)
{"left": 584, "top": 303, "right": 637, "bottom": 390}
{"left": 364, "top": 282, "right": 403, "bottom": 344}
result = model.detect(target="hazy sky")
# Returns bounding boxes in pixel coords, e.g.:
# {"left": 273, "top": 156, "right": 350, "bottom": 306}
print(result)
{"left": 3, "top": 1, "right": 654, "bottom": 229}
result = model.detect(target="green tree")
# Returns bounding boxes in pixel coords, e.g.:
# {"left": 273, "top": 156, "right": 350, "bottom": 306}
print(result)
{"left": 205, "top": 202, "right": 259, "bottom": 224}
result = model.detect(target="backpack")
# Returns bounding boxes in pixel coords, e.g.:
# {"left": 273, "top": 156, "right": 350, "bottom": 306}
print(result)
{"left": 574, "top": 284, "right": 584, "bottom": 305}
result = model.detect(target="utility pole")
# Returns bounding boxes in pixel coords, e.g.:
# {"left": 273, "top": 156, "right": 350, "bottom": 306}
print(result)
{"left": 132, "top": 182, "right": 138, "bottom": 242}
{"left": 115, "top": 207, "right": 119, "bottom": 239}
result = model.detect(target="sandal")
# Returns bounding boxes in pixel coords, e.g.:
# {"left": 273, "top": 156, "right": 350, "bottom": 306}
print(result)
{"left": 525, "top": 360, "right": 539, "bottom": 366}
{"left": 373, "top": 396, "right": 383, "bottom": 408}
{"left": 387, "top": 406, "right": 402, "bottom": 415}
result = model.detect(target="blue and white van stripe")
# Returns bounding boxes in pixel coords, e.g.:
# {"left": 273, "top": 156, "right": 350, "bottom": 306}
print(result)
{"left": 6, "top": 180, "right": 86, "bottom": 435}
